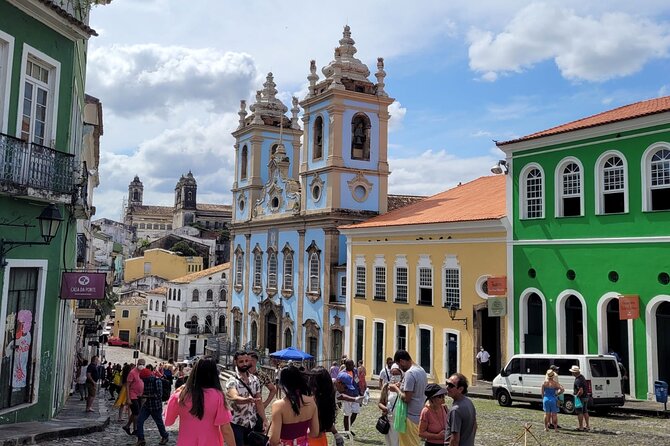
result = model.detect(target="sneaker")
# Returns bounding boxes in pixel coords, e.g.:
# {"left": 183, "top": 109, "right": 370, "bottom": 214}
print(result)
{"left": 159, "top": 436, "right": 169, "bottom": 445}
{"left": 134, "top": 441, "right": 146, "bottom": 446}
{"left": 122, "top": 426, "right": 132, "bottom": 436}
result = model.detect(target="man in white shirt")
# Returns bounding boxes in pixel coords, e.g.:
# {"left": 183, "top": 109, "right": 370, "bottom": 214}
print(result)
{"left": 475, "top": 347, "right": 490, "bottom": 380}
{"left": 378, "top": 357, "right": 394, "bottom": 388}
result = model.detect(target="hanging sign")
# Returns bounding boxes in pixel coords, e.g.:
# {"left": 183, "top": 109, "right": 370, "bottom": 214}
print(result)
{"left": 619, "top": 295, "right": 640, "bottom": 320}
{"left": 486, "top": 276, "right": 507, "bottom": 296}
{"left": 60, "top": 272, "right": 107, "bottom": 300}
{"left": 75, "top": 308, "right": 96, "bottom": 319}
{"left": 488, "top": 297, "right": 507, "bottom": 317}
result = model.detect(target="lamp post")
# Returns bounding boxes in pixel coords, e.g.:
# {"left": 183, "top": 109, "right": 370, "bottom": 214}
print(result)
{"left": 0, "top": 203, "right": 63, "bottom": 268}
{"left": 448, "top": 304, "right": 468, "bottom": 329}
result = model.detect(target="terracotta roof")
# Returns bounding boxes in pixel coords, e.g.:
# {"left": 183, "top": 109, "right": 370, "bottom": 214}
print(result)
{"left": 387, "top": 194, "right": 427, "bottom": 212}
{"left": 171, "top": 262, "right": 230, "bottom": 284}
{"left": 128, "top": 205, "right": 173, "bottom": 216}
{"left": 39, "top": 0, "right": 98, "bottom": 36}
{"left": 340, "top": 176, "right": 506, "bottom": 230}
{"left": 499, "top": 95, "right": 670, "bottom": 145}
{"left": 197, "top": 203, "right": 232, "bottom": 212}
{"left": 118, "top": 296, "right": 147, "bottom": 306}
{"left": 147, "top": 287, "right": 167, "bottom": 295}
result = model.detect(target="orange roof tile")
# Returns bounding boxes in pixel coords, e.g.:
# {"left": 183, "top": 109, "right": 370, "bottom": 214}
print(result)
{"left": 171, "top": 262, "right": 230, "bottom": 284}
{"left": 499, "top": 95, "right": 670, "bottom": 145}
{"left": 341, "top": 176, "right": 506, "bottom": 230}
{"left": 147, "top": 287, "right": 167, "bottom": 295}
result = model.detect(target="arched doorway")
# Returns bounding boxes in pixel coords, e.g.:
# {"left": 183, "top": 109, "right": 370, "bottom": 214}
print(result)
{"left": 476, "top": 306, "right": 500, "bottom": 380}
{"left": 606, "top": 299, "right": 629, "bottom": 371}
{"left": 266, "top": 311, "right": 277, "bottom": 353}
{"left": 565, "top": 295, "right": 584, "bottom": 354}
{"left": 525, "top": 293, "right": 543, "bottom": 353}
{"left": 656, "top": 301, "right": 670, "bottom": 384}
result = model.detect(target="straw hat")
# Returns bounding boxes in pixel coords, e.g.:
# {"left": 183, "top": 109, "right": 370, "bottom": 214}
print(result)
{"left": 569, "top": 365, "right": 581, "bottom": 373}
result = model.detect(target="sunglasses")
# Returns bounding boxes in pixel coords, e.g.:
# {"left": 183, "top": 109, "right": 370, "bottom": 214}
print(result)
{"left": 445, "top": 382, "right": 456, "bottom": 388}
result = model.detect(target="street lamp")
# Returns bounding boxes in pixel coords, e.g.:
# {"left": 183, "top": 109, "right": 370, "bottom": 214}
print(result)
{"left": 0, "top": 203, "right": 63, "bottom": 268}
{"left": 447, "top": 304, "right": 468, "bottom": 329}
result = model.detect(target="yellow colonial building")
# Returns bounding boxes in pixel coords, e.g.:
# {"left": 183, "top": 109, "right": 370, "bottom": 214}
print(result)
{"left": 340, "top": 175, "right": 508, "bottom": 385}
{"left": 114, "top": 293, "right": 147, "bottom": 347}
{"left": 124, "top": 248, "right": 204, "bottom": 283}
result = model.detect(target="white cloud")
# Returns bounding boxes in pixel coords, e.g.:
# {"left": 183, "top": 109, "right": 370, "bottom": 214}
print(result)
{"left": 388, "top": 149, "right": 496, "bottom": 196}
{"left": 388, "top": 101, "right": 407, "bottom": 132}
{"left": 87, "top": 44, "right": 259, "bottom": 117}
{"left": 468, "top": 3, "right": 670, "bottom": 82}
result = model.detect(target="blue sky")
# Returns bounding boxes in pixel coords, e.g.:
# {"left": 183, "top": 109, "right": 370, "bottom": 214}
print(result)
{"left": 86, "top": 0, "right": 670, "bottom": 220}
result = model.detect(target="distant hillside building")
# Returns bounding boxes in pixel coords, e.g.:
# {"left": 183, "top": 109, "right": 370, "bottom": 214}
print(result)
{"left": 124, "top": 248, "right": 204, "bottom": 283}
{"left": 124, "top": 172, "right": 232, "bottom": 243}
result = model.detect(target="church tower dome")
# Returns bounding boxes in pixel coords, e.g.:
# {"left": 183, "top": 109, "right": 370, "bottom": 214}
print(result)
{"left": 128, "top": 175, "right": 144, "bottom": 206}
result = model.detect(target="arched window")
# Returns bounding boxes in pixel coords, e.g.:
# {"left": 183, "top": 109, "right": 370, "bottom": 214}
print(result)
{"left": 234, "top": 247, "right": 244, "bottom": 291}
{"left": 253, "top": 246, "right": 263, "bottom": 292}
{"left": 205, "top": 315, "right": 213, "bottom": 333}
{"left": 556, "top": 159, "right": 583, "bottom": 217}
{"left": 597, "top": 152, "right": 627, "bottom": 214}
{"left": 521, "top": 165, "right": 544, "bottom": 219}
{"left": 122, "top": 310, "right": 129, "bottom": 318}
{"left": 178, "top": 290, "right": 181, "bottom": 301}
{"left": 220, "top": 288, "right": 227, "bottom": 302}
{"left": 309, "top": 253, "right": 319, "bottom": 293}
{"left": 192, "top": 289, "right": 199, "bottom": 302}
{"left": 313, "top": 116, "right": 323, "bottom": 159}
{"left": 241, "top": 145, "right": 248, "bottom": 179}
{"left": 206, "top": 289, "right": 213, "bottom": 301}
{"left": 148, "top": 320, "right": 152, "bottom": 328}
{"left": 149, "top": 300, "right": 153, "bottom": 311}
{"left": 250, "top": 321, "right": 258, "bottom": 348}
{"left": 267, "top": 251, "right": 278, "bottom": 290}
{"left": 218, "top": 315, "right": 226, "bottom": 334}
{"left": 176, "top": 315, "right": 180, "bottom": 332}
{"left": 161, "top": 302, "right": 165, "bottom": 312}
{"left": 133, "top": 190, "right": 139, "bottom": 201}
{"left": 284, "top": 328, "right": 293, "bottom": 348}
{"left": 282, "top": 245, "right": 294, "bottom": 293}
{"left": 271, "top": 143, "right": 279, "bottom": 156}
{"left": 644, "top": 146, "right": 670, "bottom": 211}
{"left": 351, "top": 113, "right": 371, "bottom": 160}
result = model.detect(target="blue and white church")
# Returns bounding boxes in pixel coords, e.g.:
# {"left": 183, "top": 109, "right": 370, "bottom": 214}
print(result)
{"left": 228, "top": 26, "right": 396, "bottom": 362}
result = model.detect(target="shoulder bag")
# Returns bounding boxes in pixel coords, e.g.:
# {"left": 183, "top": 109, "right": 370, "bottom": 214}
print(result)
{"left": 377, "top": 392, "right": 398, "bottom": 434}
{"left": 236, "top": 376, "right": 264, "bottom": 433}
{"left": 248, "top": 421, "right": 271, "bottom": 446}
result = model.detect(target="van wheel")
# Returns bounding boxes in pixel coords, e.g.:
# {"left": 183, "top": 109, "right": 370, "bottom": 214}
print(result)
{"left": 497, "top": 389, "right": 512, "bottom": 407}
{"left": 562, "top": 397, "right": 575, "bottom": 415}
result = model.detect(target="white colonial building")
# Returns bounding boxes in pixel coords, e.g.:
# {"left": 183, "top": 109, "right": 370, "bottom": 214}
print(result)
{"left": 141, "top": 287, "right": 167, "bottom": 358}
{"left": 164, "top": 263, "right": 229, "bottom": 360}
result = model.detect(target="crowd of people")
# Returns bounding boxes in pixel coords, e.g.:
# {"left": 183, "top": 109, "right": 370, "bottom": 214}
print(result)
{"left": 74, "top": 348, "right": 485, "bottom": 446}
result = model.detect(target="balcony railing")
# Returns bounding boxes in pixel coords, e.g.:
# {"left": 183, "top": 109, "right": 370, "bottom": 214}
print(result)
{"left": 0, "top": 133, "right": 75, "bottom": 195}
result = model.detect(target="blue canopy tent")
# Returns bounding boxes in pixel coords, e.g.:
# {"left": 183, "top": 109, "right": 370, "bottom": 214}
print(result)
{"left": 269, "top": 346, "right": 314, "bottom": 361}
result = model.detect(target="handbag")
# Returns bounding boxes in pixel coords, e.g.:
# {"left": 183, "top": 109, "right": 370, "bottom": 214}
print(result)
{"left": 574, "top": 395, "right": 583, "bottom": 409}
{"left": 376, "top": 415, "right": 391, "bottom": 434}
{"left": 248, "top": 421, "right": 271, "bottom": 446}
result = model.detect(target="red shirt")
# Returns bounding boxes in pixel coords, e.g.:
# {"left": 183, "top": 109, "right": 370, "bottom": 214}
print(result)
{"left": 127, "top": 367, "right": 145, "bottom": 400}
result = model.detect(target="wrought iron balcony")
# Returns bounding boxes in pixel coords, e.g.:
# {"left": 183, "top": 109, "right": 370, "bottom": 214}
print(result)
{"left": 0, "top": 133, "right": 75, "bottom": 196}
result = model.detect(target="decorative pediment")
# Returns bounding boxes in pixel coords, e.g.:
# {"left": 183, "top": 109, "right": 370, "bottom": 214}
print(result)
{"left": 330, "top": 315, "right": 343, "bottom": 332}
{"left": 282, "top": 312, "right": 293, "bottom": 330}
{"left": 303, "top": 319, "right": 320, "bottom": 338}
{"left": 232, "top": 306, "right": 242, "bottom": 321}
{"left": 309, "top": 174, "right": 324, "bottom": 203}
{"left": 348, "top": 171, "right": 373, "bottom": 203}
{"left": 249, "top": 306, "right": 260, "bottom": 322}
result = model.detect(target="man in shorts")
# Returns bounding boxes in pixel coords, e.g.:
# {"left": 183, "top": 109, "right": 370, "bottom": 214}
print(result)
{"left": 571, "top": 365, "right": 590, "bottom": 431}
{"left": 334, "top": 372, "right": 364, "bottom": 433}
{"left": 85, "top": 355, "right": 99, "bottom": 412}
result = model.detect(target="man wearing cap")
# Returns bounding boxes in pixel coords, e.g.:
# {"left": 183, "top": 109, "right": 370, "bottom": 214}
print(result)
{"left": 445, "top": 373, "right": 477, "bottom": 446}
{"left": 570, "top": 365, "right": 590, "bottom": 431}
{"left": 389, "top": 350, "right": 427, "bottom": 446}
{"left": 334, "top": 372, "right": 364, "bottom": 433}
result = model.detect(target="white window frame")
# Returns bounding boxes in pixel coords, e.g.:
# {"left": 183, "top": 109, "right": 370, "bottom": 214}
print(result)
{"left": 520, "top": 163, "right": 545, "bottom": 219}
{"left": 394, "top": 322, "right": 408, "bottom": 353}
{"left": 253, "top": 251, "right": 262, "bottom": 291}
{"left": 340, "top": 274, "right": 346, "bottom": 298}
{"left": 17, "top": 45, "right": 60, "bottom": 146}
{"left": 0, "top": 260, "right": 48, "bottom": 415}
{"left": 641, "top": 142, "right": 670, "bottom": 212}
{"left": 441, "top": 255, "right": 461, "bottom": 309}
{"left": 267, "top": 250, "right": 278, "bottom": 290}
{"left": 0, "top": 30, "right": 14, "bottom": 133}
{"left": 443, "top": 329, "right": 461, "bottom": 381}
{"left": 373, "top": 255, "right": 386, "bottom": 300}
{"left": 595, "top": 150, "right": 628, "bottom": 215}
{"left": 372, "top": 319, "right": 386, "bottom": 377}
{"left": 353, "top": 316, "right": 366, "bottom": 365}
{"left": 555, "top": 157, "right": 584, "bottom": 217}
{"left": 235, "top": 251, "right": 244, "bottom": 290}
{"left": 416, "top": 324, "right": 434, "bottom": 377}
{"left": 355, "top": 255, "right": 366, "bottom": 298}
{"left": 416, "top": 255, "right": 433, "bottom": 306}
{"left": 308, "top": 252, "right": 320, "bottom": 293}
{"left": 282, "top": 250, "right": 294, "bottom": 292}
{"left": 394, "top": 255, "right": 408, "bottom": 303}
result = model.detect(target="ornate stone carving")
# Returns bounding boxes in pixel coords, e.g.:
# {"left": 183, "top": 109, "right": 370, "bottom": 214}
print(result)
{"left": 375, "top": 58, "right": 388, "bottom": 97}
{"left": 291, "top": 97, "right": 300, "bottom": 129}
{"left": 238, "top": 100, "right": 248, "bottom": 129}
{"left": 307, "top": 60, "right": 319, "bottom": 96}
{"left": 303, "top": 319, "right": 320, "bottom": 339}
{"left": 322, "top": 26, "right": 371, "bottom": 83}
{"left": 347, "top": 171, "right": 373, "bottom": 203}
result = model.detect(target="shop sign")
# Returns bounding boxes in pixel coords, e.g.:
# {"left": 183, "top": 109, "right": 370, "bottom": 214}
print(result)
{"left": 619, "top": 295, "right": 640, "bottom": 320}
{"left": 488, "top": 297, "right": 507, "bottom": 317}
{"left": 75, "top": 308, "right": 96, "bottom": 319}
{"left": 486, "top": 276, "right": 507, "bottom": 296}
{"left": 60, "top": 272, "right": 107, "bottom": 299}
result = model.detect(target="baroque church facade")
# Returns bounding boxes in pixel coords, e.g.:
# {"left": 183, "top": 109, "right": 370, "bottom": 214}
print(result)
{"left": 229, "top": 26, "right": 403, "bottom": 361}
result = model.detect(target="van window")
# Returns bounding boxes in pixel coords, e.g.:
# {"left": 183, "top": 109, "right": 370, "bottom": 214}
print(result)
{"left": 525, "top": 358, "right": 551, "bottom": 375}
{"left": 553, "top": 358, "right": 579, "bottom": 376}
{"left": 505, "top": 358, "right": 521, "bottom": 375}
{"left": 589, "top": 359, "right": 618, "bottom": 377}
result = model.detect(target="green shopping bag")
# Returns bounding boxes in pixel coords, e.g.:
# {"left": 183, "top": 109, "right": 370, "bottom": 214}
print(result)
{"left": 393, "top": 398, "right": 407, "bottom": 433}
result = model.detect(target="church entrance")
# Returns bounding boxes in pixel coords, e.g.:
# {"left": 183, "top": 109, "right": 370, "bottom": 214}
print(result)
{"left": 605, "top": 298, "right": 630, "bottom": 391}
{"left": 266, "top": 311, "right": 277, "bottom": 354}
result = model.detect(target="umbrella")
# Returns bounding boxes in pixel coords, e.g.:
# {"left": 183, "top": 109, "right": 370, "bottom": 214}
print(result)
{"left": 269, "top": 346, "right": 314, "bottom": 361}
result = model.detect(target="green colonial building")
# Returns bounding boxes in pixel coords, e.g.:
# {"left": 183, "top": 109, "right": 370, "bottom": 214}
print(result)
{"left": 498, "top": 96, "right": 670, "bottom": 400}
{"left": 0, "top": 0, "right": 101, "bottom": 423}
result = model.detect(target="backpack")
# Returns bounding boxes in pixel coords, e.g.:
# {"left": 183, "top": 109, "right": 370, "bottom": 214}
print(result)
{"left": 161, "top": 378, "right": 172, "bottom": 402}
{"left": 163, "top": 368, "right": 173, "bottom": 380}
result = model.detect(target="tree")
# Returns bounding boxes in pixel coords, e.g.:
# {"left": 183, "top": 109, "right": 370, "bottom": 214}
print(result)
{"left": 170, "top": 241, "right": 198, "bottom": 257}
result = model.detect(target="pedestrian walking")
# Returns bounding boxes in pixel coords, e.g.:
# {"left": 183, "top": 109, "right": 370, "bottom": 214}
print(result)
{"left": 123, "top": 358, "right": 146, "bottom": 436}
{"left": 134, "top": 364, "right": 169, "bottom": 446}
{"left": 249, "top": 351, "right": 278, "bottom": 408}
{"left": 335, "top": 370, "right": 362, "bottom": 433}
{"left": 389, "top": 350, "right": 428, "bottom": 446}
{"left": 268, "top": 365, "right": 319, "bottom": 446}
{"left": 165, "top": 356, "right": 236, "bottom": 446}
{"left": 541, "top": 369, "right": 563, "bottom": 432}
{"left": 570, "top": 365, "right": 591, "bottom": 431}
{"left": 357, "top": 360, "right": 368, "bottom": 394}
{"left": 85, "top": 355, "right": 100, "bottom": 413}
{"left": 445, "top": 373, "right": 477, "bottom": 446}
{"left": 307, "top": 366, "right": 345, "bottom": 446}
{"left": 378, "top": 364, "right": 403, "bottom": 446}
{"left": 379, "top": 357, "right": 394, "bottom": 388}
{"left": 76, "top": 359, "right": 88, "bottom": 401}
{"left": 475, "top": 347, "right": 490, "bottom": 380}
{"left": 226, "top": 350, "right": 267, "bottom": 446}
{"left": 329, "top": 362, "right": 340, "bottom": 380}
{"left": 419, "top": 384, "right": 449, "bottom": 446}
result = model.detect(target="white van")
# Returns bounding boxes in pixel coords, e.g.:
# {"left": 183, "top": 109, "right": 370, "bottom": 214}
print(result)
{"left": 492, "top": 354, "right": 625, "bottom": 414}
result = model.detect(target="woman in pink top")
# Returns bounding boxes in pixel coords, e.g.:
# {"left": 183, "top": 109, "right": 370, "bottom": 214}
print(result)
{"left": 165, "top": 356, "right": 235, "bottom": 446}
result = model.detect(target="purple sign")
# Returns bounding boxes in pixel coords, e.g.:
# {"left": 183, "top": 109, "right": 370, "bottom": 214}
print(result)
{"left": 60, "top": 272, "right": 107, "bottom": 300}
